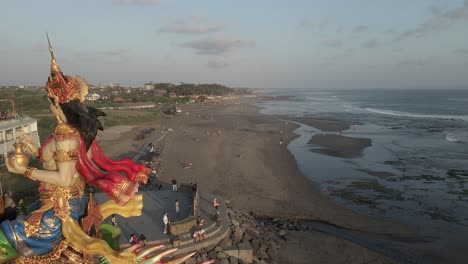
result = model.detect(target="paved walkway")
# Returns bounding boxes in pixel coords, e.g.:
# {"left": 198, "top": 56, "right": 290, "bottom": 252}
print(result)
{"left": 94, "top": 188, "right": 224, "bottom": 245}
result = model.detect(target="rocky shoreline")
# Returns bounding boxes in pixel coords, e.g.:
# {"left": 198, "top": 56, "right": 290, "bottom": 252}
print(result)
{"left": 185, "top": 206, "right": 282, "bottom": 264}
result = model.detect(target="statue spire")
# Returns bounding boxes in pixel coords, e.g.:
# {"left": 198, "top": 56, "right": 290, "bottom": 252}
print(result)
{"left": 46, "top": 32, "right": 61, "bottom": 73}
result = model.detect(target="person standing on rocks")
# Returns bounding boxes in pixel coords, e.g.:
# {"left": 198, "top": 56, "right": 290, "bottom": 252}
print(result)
{"left": 213, "top": 197, "right": 219, "bottom": 210}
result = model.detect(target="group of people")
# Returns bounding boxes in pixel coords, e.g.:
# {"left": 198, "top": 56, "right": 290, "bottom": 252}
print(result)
{"left": 194, "top": 216, "right": 207, "bottom": 243}
{"left": 192, "top": 229, "right": 206, "bottom": 243}
{"left": 129, "top": 233, "right": 147, "bottom": 246}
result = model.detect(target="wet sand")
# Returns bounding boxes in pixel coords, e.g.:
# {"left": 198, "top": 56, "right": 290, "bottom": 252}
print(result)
{"left": 308, "top": 134, "right": 372, "bottom": 159}
{"left": 287, "top": 117, "right": 352, "bottom": 132}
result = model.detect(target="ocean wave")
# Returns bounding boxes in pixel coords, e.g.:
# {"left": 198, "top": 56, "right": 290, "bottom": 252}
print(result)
{"left": 364, "top": 108, "right": 468, "bottom": 121}
{"left": 445, "top": 132, "right": 468, "bottom": 143}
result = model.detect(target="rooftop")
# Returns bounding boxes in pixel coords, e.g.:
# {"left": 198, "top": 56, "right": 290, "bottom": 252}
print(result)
{"left": 0, "top": 116, "right": 37, "bottom": 130}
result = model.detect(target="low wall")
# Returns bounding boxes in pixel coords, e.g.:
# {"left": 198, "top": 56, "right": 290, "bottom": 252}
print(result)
{"left": 171, "top": 216, "right": 197, "bottom": 236}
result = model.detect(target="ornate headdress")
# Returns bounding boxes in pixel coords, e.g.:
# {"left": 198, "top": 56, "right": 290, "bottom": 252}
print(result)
{"left": 45, "top": 33, "right": 86, "bottom": 103}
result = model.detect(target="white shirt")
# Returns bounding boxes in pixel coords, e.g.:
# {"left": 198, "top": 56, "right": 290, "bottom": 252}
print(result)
{"left": 163, "top": 214, "right": 168, "bottom": 224}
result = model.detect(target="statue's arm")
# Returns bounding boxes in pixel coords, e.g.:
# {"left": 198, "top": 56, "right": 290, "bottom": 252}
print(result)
{"left": 28, "top": 138, "right": 79, "bottom": 187}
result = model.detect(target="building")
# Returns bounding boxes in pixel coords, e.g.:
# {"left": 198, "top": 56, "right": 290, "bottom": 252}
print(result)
{"left": 168, "top": 92, "right": 177, "bottom": 98}
{"left": 0, "top": 117, "right": 40, "bottom": 167}
{"left": 154, "top": 89, "right": 167, "bottom": 97}
{"left": 144, "top": 82, "right": 155, "bottom": 91}
{"left": 85, "top": 93, "right": 101, "bottom": 101}
{"left": 113, "top": 97, "right": 127, "bottom": 102}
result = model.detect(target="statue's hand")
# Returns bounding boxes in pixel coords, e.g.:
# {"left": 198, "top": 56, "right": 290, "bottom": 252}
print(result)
{"left": 5, "top": 156, "right": 27, "bottom": 175}
{"left": 18, "top": 132, "right": 39, "bottom": 157}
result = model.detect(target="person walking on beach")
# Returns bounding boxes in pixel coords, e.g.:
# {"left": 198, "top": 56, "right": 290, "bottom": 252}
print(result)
{"left": 213, "top": 197, "right": 219, "bottom": 210}
{"left": 163, "top": 212, "right": 169, "bottom": 234}
{"left": 175, "top": 200, "right": 180, "bottom": 218}
{"left": 171, "top": 178, "right": 178, "bottom": 191}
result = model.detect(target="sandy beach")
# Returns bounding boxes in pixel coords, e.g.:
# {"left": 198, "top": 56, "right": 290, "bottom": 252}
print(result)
{"left": 97, "top": 97, "right": 411, "bottom": 263}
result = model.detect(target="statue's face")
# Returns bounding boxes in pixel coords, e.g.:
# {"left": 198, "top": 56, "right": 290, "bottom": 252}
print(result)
{"left": 48, "top": 96, "right": 67, "bottom": 122}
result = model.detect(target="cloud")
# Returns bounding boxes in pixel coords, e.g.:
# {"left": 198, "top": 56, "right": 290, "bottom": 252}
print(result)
{"left": 321, "top": 39, "right": 343, "bottom": 48}
{"left": 113, "top": 0, "right": 161, "bottom": 5}
{"left": 395, "top": 2, "right": 468, "bottom": 41}
{"left": 99, "top": 48, "right": 131, "bottom": 56}
{"left": 207, "top": 56, "right": 232, "bottom": 68}
{"left": 160, "top": 17, "right": 226, "bottom": 35}
{"left": 397, "top": 58, "right": 436, "bottom": 67}
{"left": 361, "top": 40, "right": 379, "bottom": 48}
{"left": 299, "top": 18, "right": 313, "bottom": 29}
{"left": 182, "top": 37, "right": 255, "bottom": 55}
{"left": 352, "top": 25, "right": 369, "bottom": 34}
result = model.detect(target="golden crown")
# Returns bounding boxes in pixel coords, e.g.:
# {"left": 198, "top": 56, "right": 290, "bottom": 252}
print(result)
{"left": 45, "top": 33, "right": 82, "bottom": 103}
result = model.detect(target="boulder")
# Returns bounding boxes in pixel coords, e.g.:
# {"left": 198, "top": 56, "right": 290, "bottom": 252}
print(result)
{"left": 229, "top": 256, "right": 239, "bottom": 264}
{"left": 254, "top": 250, "right": 268, "bottom": 260}
{"left": 220, "top": 237, "right": 233, "bottom": 249}
{"left": 232, "top": 226, "right": 244, "bottom": 242}
{"left": 219, "top": 259, "right": 230, "bottom": 264}
{"left": 237, "top": 243, "right": 253, "bottom": 264}
{"left": 224, "top": 245, "right": 239, "bottom": 259}
{"left": 208, "top": 250, "right": 217, "bottom": 259}
{"left": 268, "top": 240, "right": 278, "bottom": 250}
{"left": 251, "top": 238, "right": 260, "bottom": 250}
{"left": 217, "top": 252, "right": 228, "bottom": 259}
{"left": 215, "top": 246, "right": 223, "bottom": 252}
{"left": 231, "top": 218, "right": 240, "bottom": 227}
{"left": 267, "top": 247, "right": 279, "bottom": 260}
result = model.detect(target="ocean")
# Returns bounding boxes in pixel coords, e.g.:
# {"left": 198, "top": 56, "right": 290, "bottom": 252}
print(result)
{"left": 258, "top": 89, "right": 468, "bottom": 253}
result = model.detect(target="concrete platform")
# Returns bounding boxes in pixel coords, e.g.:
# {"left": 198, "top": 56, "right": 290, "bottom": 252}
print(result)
{"left": 94, "top": 188, "right": 227, "bottom": 247}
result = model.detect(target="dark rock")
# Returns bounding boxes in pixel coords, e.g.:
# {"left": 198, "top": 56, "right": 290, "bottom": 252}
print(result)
{"left": 229, "top": 256, "right": 239, "bottom": 264}
{"left": 208, "top": 250, "right": 217, "bottom": 259}
{"left": 254, "top": 250, "right": 268, "bottom": 260}
{"left": 267, "top": 247, "right": 279, "bottom": 260}
{"left": 232, "top": 226, "right": 244, "bottom": 242}
{"left": 268, "top": 240, "right": 278, "bottom": 250}
{"left": 217, "top": 252, "right": 228, "bottom": 259}
{"left": 219, "top": 259, "right": 230, "bottom": 264}
{"left": 221, "top": 237, "right": 233, "bottom": 249}
{"left": 251, "top": 238, "right": 260, "bottom": 250}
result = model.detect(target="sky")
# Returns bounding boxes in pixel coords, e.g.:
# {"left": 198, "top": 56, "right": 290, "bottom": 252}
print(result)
{"left": 1, "top": 0, "right": 468, "bottom": 89}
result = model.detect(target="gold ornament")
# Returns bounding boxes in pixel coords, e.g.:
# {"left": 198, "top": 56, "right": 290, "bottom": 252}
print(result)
{"left": 12, "top": 138, "right": 29, "bottom": 167}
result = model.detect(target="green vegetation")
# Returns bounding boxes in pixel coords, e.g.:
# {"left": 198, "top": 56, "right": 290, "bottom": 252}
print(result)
{"left": 167, "top": 83, "right": 234, "bottom": 96}
{"left": 101, "top": 110, "right": 165, "bottom": 127}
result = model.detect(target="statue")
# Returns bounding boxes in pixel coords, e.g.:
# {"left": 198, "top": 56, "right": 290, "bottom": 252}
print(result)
{"left": 0, "top": 35, "right": 205, "bottom": 264}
